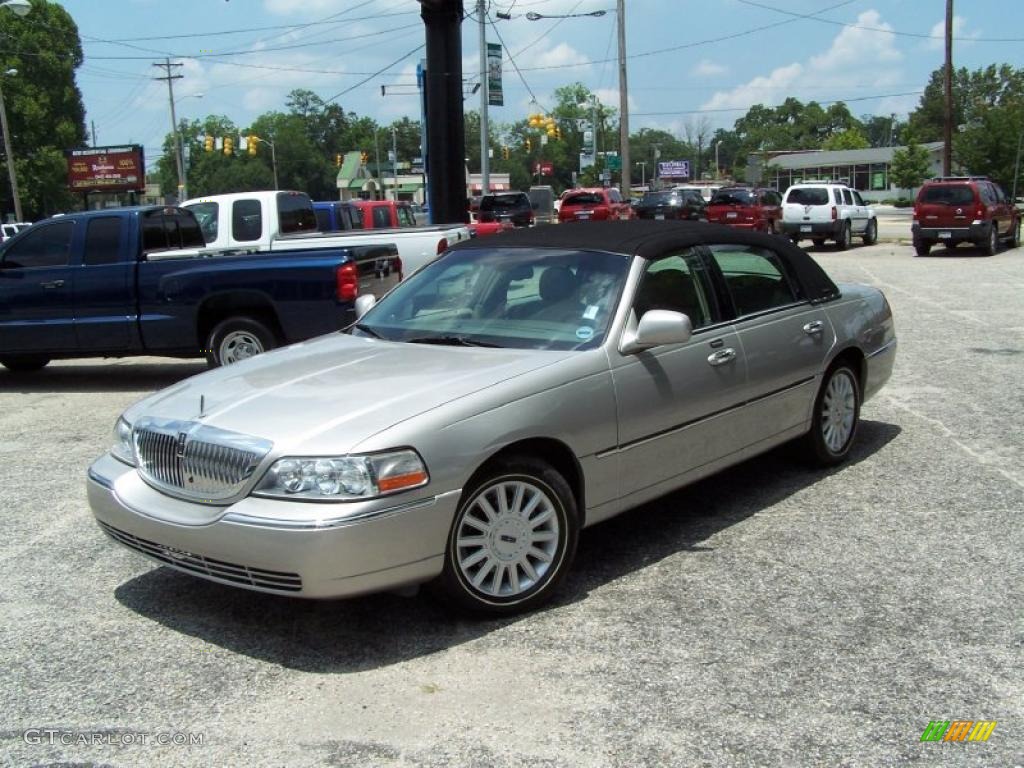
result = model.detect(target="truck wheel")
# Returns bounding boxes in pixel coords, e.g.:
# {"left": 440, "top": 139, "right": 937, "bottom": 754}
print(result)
{"left": 984, "top": 224, "right": 999, "bottom": 256}
{"left": 812, "top": 238, "right": 826, "bottom": 248}
{"left": 1008, "top": 219, "right": 1021, "bottom": 249}
{"left": 836, "top": 222, "right": 852, "bottom": 251}
{"left": 0, "top": 356, "right": 50, "bottom": 373}
{"left": 206, "top": 316, "right": 277, "bottom": 367}
{"left": 914, "top": 239, "right": 931, "bottom": 256}
{"left": 862, "top": 219, "right": 878, "bottom": 246}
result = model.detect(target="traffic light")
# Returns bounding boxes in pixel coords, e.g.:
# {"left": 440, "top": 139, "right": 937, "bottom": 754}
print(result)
{"left": 248, "top": 135, "right": 257, "bottom": 156}
{"left": 204, "top": 135, "right": 213, "bottom": 152}
{"left": 334, "top": 153, "right": 342, "bottom": 167}
{"left": 525, "top": 137, "right": 532, "bottom": 152}
{"left": 360, "top": 151, "right": 369, "bottom": 166}
{"left": 555, "top": 125, "right": 562, "bottom": 141}
{"left": 502, "top": 145, "right": 510, "bottom": 160}
{"left": 223, "top": 136, "right": 234, "bottom": 156}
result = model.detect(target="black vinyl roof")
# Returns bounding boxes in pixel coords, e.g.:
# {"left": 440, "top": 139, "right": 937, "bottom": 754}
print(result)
{"left": 451, "top": 220, "right": 840, "bottom": 303}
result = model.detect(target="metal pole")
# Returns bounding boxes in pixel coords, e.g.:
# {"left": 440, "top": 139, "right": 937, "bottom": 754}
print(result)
{"left": 943, "top": 0, "right": 953, "bottom": 176}
{"left": 616, "top": 0, "right": 629, "bottom": 196}
{"left": 478, "top": 0, "right": 489, "bottom": 195}
{"left": 1012, "top": 128, "right": 1023, "bottom": 204}
{"left": 270, "top": 140, "right": 278, "bottom": 190}
{"left": 374, "top": 129, "right": 382, "bottom": 200}
{"left": 392, "top": 127, "right": 398, "bottom": 202}
{"left": 715, "top": 141, "right": 720, "bottom": 179}
{"left": 154, "top": 58, "right": 186, "bottom": 201}
{"left": 0, "top": 78, "right": 22, "bottom": 222}
{"left": 91, "top": 120, "right": 97, "bottom": 148}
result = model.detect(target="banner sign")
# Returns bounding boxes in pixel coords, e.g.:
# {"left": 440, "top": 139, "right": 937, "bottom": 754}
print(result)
{"left": 66, "top": 145, "right": 145, "bottom": 192}
{"left": 658, "top": 160, "right": 690, "bottom": 179}
{"left": 487, "top": 42, "right": 503, "bottom": 106}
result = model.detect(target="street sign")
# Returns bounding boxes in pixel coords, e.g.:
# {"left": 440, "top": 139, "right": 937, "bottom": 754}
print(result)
{"left": 606, "top": 154, "right": 621, "bottom": 171}
{"left": 580, "top": 152, "right": 594, "bottom": 170}
{"left": 658, "top": 160, "right": 690, "bottom": 178}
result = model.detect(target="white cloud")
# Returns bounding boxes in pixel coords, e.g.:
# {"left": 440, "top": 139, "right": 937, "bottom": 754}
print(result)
{"left": 926, "top": 16, "right": 979, "bottom": 50}
{"left": 534, "top": 42, "right": 589, "bottom": 70}
{"left": 695, "top": 59, "right": 727, "bottom": 77}
{"left": 594, "top": 88, "right": 636, "bottom": 112}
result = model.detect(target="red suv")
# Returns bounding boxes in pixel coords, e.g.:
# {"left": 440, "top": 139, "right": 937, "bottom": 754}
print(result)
{"left": 558, "top": 188, "right": 635, "bottom": 222}
{"left": 912, "top": 176, "right": 1021, "bottom": 256}
{"left": 706, "top": 187, "right": 782, "bottom": 233}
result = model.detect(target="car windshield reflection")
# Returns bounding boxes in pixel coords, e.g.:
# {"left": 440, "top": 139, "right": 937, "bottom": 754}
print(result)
{"left": 352, "top": 247, "right": 631, "bottom": 351}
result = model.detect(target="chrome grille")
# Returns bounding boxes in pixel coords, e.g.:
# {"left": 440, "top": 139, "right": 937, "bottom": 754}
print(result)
{"left": 133, "top": 417, "right": 272, "bottom": 503}
{"left": 99, "top": 521, "right": 302, "bottom": 592}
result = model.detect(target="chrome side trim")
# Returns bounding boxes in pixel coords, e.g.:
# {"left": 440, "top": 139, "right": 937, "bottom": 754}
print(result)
{"left": 222, "top": 489, "right": 461, "bottom": 530}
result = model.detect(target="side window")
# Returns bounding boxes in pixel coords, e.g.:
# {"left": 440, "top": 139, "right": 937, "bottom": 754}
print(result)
{"left": 2, "top": 221, "right": 74, "bottom": 268}
{"left": 186, "top": 202, "right": 218, "bottom": 243}
{"left": 833, "top": 188, "right": 843, "bottom": 205}
{"left": 176, "top": 212, "right": 205, "bottom": 248}
{"left": 397, "top": 206, "right": 415, "bottom": 227}
{"left": 372, "top": 206, "right": 391, "bottom": 228}
{"left": 842, "top": 189, "right": 853, "bottom": 205}
{"left": 142, "top": 212, "right": 167, "bottom": 252}
{"left": 632, "top": 250, "right": 717, "bottom": 329}
{"left": 83, "top": 217, "right": 123, "bottom": 266}
{"left": 232, "top": 199, "right": 262, "bottom": 242}
{"left": 276, "top": 193, "right": 317, "bottom": 233}
{"left": 350, "top": 206, "right": 364, "bottom": 228}
{"left": 709, "top": 245, "right": 799, "bottom": 317}
{"left": 992, "top": 184, "right": 1006, "bottom": 203}
{"left": 852, "top": 190, "right": 866, "bottom": 206}
{"left": 314, "top": 208, "right": 331, "bottom": 232}
{"left": 608, "top": 189, "right": 622, "bottom": 203}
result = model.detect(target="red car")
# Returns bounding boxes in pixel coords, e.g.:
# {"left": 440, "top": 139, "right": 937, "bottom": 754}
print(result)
{"left": 558, "top": 187, "right": 635, "bottom": 223}
{"left": 912, "top": 176, "right": 1021, "bottom": 256}
{"left": 706, "top": 187, "right": 782, "bottom": 233}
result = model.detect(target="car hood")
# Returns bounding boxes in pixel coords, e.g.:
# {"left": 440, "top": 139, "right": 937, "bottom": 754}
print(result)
{"left": 124, "top": 333, "right": 574, "bottom": 454}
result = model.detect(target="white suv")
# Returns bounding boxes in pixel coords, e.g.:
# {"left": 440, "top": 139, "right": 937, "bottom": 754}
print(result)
{"left": 781, "top": 182, "right": 877, "bottom": 250}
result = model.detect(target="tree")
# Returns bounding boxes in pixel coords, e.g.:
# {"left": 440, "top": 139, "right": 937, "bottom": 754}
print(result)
{"left": 889, "top": 138, "right": 932, "bottom": 190}
{"left": 0, "top": 0, "right": 87, "bottom": 218}
{"left": 822, "top": 128, "right": 870, "bottom": 151}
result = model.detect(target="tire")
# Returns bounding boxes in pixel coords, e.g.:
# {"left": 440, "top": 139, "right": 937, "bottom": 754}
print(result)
{"left": 1007, "top": 218, "right": 1020, "bottom": 249}
{"left": 862, "top": 218, "right": 878, "bottom": 246}
{"left": 0, "top": 356, "right": 50, "bottom": 373}
{"left": 435, "top": 456, "right": 579, "bottom": 615}
{"left": 790, "top": 234, "right": 801, "bottom": 245}
{"left": 205, "top": 316, "right": 277, "bottom": 367}
{"left": 811, "top": 238, "right": 826, "bottom": 248}
{"left": 836, "top": 222, "right": 852, "bottom": 251}
{"left": 983, "top": 224, "right": 999, "bottom": 256}
{"left": 914, "top": 239, "right": 931, "bottom": 257}
{"left": 803, "top": 363, "right": 861, "bottom": 467}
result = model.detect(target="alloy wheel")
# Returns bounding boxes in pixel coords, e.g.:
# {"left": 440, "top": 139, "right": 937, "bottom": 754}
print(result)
{"left": 218, "top": 330, "right": 266, "bottom": 364}
{"left": 821, "top": 370, "right": 857, "bottom": 453}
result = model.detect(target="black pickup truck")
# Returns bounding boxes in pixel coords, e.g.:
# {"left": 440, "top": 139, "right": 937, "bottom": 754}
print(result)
{"left": 0, "top": 205, "right": 400, "bottom": 371}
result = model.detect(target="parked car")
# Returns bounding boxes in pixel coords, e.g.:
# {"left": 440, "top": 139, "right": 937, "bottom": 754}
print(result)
{"left": 478, "top": 191, "right": 534, "bottom": 227}
{"left": 706, "top": 187, "right": 782, "bottom": 233}
{"left": 527, "top": 185, "right": 555, "bottom": 224}
{"left": 0, "top": 206, "right": 400, "bottom": 371}
{"left": 312, "top": 200, "right": 363, "bottom": 232}
{"left": 558, "top": 187, "right": 634, "bottom": 222}
{"left": 634, "top": 189, "right": 706, "bottom": 221}
{"left": 88, "top": 220, "right": 896, "bottom": 615}
{"left": 781, "top": 182, "right": 878, "bottom": 249}
{"left": 911, "top": 176, "right": 1021, "bottom": 256}
{"left": 352, "top": 199, "right": 418, "bottom": 229}
{"left": 674, "top": 184, "right": 721, "bottom": 203}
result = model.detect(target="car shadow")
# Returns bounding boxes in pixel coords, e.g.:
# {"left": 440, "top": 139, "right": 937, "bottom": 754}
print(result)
{"left": 113, "top": 419, "right": 901, "bottom": 673}
{"left": 916, "top": 245, "right": 991, "bottom": 258}
{"left": 0, "top": 360, "right": 206, "bottom": 393}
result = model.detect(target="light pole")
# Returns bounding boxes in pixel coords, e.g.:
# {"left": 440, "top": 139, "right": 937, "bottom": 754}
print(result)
{"left": 251, "top": 135, "right": 278, "bottom": 189}
{"left": 392, "top": 127, "right": 398, "bottom": 202}
{"left": 173, "top": 92, "right": 202, "bottom": 200}
{"left": 0, "top": 0, "right": 30, "bottom": 222}
{"left": 714, "top": 140, "right": 721, "bottom": 179}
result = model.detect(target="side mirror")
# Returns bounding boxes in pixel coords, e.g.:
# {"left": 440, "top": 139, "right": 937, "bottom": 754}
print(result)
{"left": 620, "top": 310, "right": 692, "bottom": 354}
{"left": 354, "top": 294, "right": 376, "bottom": 319}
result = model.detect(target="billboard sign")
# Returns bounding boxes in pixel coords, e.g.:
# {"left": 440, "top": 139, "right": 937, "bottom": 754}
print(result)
{"left": 66, "top": 145, "right": 145, "bottom": 192}
{"left": 658, "top": 160, "right": 690, "bottom": 179}
{"left": 534, "top": 161, "right": 554, "bottom": 176}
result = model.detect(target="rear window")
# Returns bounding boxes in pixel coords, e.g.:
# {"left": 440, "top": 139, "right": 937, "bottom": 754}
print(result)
{"left": 186, "top": 202, "right": 218, "bottom": 243}
{"left": 481, "top": 194, "right": 528, "bottom": 211}
{"left": 563, "top": 193, "right": 604, "bottom": 206}
{"left": 314, "top": 208, "right": 331, "bottom": 231}
{"left": 397, "top": 206, "right": 415, "bottom": 227}
{"left": 919, "top": 185, "right": 976, "bottom": 205}
{"left": 786, "top": 187, "right": 830, "bottom": 206}
{"left": 640, "top": 192, "right": 676, "bottom": 204}
{"left": 232, "top": 199, "right": 262, "bottom": 242}
{"left": 276, "top": 192, "right": 318, "bottom": 234}
{"left": 711, "top": 189, "right": 756, "bottom": 206}
{"left": 372, "top": 206, "right": 391, "bottom": 228}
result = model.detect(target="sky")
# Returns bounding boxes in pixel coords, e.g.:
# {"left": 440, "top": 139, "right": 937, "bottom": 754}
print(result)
{"left": 52, "top": 0, "right": 1024, "bottom": 164}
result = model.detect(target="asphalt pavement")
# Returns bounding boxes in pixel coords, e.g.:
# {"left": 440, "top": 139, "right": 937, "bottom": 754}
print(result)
{"left": 1, "top": 241, "right": 1021, "bottom": 767}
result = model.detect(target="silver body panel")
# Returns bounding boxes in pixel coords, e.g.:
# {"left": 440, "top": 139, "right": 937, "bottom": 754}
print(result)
{"left": 89, "top": 252, "right": 896, "bottom": 599}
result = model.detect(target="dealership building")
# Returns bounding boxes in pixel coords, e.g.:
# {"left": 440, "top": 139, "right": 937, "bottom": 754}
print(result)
{"left": 747, "top": 141, "right": 945, "bottom": 200}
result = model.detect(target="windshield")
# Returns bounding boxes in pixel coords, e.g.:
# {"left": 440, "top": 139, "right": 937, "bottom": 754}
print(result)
{"left": 353, "top": 247, "right": 631, "bottom": 351}
{"left": 919, "top": 185, "right": 975, "bottom": 205}
{"left": 640, "top": 192, "right": 679, "bottom": 204}
{"left": 711, "top": 189, "right": 755, "bottom": 205}
{"left": 786, "top": 187, "right": 829, "bottom": 206}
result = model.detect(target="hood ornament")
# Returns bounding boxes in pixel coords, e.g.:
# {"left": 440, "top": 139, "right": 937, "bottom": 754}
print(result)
{"left": 199, "top": 395, "right": 206, "bottom": 417}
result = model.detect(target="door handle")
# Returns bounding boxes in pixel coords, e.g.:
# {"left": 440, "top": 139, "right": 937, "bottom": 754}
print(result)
{"left": 39, "top": 279, "right": 65, "bottom": 289}
{"left": 707, "top": 348, "right": 736, "bottom": 366}
{"left": 803, "top": 320, "right": 824, "bottom": 335}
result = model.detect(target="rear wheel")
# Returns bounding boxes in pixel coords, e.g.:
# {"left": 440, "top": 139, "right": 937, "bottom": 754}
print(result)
{"left": 206, "top": 316, "right": 277, "bottom": 367}
{"left": 1007, "top": 219, "right": 1021, "bottom": 249}
{"left": 0, "top": 356, "right": 50, "bottom": 373}
{"left": 984, "top": 224, "right": 999, "bottom": 256}
{"left": 914, "top": 238, "right": 931, "bottom": 256}
{"left": 836, "top": 222, "right": 852, "bottom": 251}
{"left": 803, "top": 363, "right": 861, "bottom": 466}
{"left": 435, "top": 456, "right": 579, "bottom": 615}
{"left": 862, "top": 218, "right": 878, "bottom": 246}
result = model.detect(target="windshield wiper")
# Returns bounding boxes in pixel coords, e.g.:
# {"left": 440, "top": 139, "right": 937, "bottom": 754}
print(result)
{"left": 406, "top": 335, "right": 502, "bottom": 348}
{"left": 351, "top": 323, "right": 382, "bottom": 338}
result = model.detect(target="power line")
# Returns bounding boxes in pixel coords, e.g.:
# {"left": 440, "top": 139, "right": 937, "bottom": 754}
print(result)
{"left": 487, "top": 11, "right": 541, "bottom": 106}
{"left": 323, "top": 44, "right": 426, "bottom": 105}
{"left": 632, "top": 90, "right": 925, "bottom": 117}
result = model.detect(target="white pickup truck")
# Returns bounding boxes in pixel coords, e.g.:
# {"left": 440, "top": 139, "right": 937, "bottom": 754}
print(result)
{"left": 183, "top": 190, "right": 470, "bottom": 275}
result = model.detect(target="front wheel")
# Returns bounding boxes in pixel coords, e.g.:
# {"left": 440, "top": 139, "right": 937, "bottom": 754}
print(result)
{"left": 435, "top": 456, "right": 579, "bottom": 615}
{"left": 862, "top": 218, "right": 878, "bottom": 245}
{"left": 205, "top": 316, "right": 277, "bottom": 367}
{"left": 836, "top": 222, "right": 852, "bottom": 251}
{"left": 803, "top": 364, "right": 861, "bottom": 466}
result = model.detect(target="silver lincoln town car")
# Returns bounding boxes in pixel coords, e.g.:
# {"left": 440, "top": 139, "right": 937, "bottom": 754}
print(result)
{"left": 88, "top": 221, "right": 896, "bottom": 614}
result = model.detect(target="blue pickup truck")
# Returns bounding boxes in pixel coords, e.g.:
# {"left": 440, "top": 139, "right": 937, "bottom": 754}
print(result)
{"left": 0, "top": 205, "right": 400, "bottom": 371}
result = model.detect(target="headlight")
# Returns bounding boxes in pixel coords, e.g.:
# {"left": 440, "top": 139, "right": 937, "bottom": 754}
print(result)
{"left": 253, "top": 449, "right": 428, "bottom": 501}
{"left": 111, "top": 417, "right": 135, "bottom": 466}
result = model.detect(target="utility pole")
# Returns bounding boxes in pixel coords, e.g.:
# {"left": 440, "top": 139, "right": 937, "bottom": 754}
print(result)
{"left": 153, "top": 58, "right": 185, "bottom": 200}
{"left": 91, "top": 120, "right": 97, "bottom": 148}
{"left": 943, "top": 0, "right": 953, "bottom": 176}
{"left": 477, "top": 0, "right": 489, "bottom": 195}
{"left": 374, "top": 129, "right": 382, "bottom": 200}
{"left": 616, "top": 0, "right": 630, "bottom": 196}
{"left": 392, "top": 127, "right": 399, "bottom": 202}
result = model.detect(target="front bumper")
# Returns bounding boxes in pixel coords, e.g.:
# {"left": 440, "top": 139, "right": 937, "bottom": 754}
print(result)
{"left": 87, "top": 453, "right": 458, "bottom": 598}
{"left": 781, "top": 220, "right": 842, "bottom": 238}
{"left": 912, "top": 222, "right": 991, "bottom": 244}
